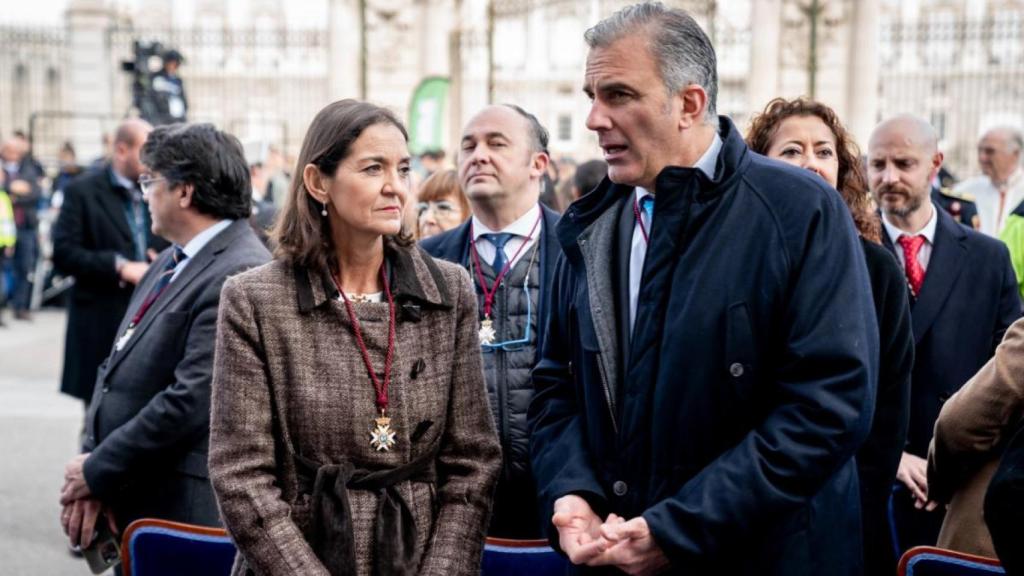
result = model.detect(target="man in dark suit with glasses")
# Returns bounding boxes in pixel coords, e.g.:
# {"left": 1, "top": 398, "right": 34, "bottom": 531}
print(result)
{"left": 421, "top": 104, "right": 561, "bottom": 540}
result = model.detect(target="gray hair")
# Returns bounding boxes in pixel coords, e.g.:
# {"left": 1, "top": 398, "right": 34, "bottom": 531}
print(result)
{"left": 985, "top": 126, "right": 1024, "bottom": 154}
{"left": 584, "top": 2, "right": 718, "bottom": 121}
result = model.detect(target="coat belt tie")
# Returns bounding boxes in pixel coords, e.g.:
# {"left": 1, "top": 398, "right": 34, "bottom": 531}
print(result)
{"left": 294, "top": 448, "right": 437, "bottom": 576}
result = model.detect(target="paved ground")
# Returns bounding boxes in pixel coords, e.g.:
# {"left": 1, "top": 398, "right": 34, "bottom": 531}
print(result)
{"left": 0, "top": 309, "right": 94, "bottom": 574}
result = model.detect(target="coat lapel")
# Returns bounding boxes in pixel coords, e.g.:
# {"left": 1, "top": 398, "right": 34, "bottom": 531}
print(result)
{"left": 911, "top": 209, "right": 968, "bottom": 344}
{"left": 295, "top": 240, "right": 454, "bottom": 316}
{"left": 107, "top": 220, "right": 245, "bottom": 369}
{"left": 536, "top": 205, "right": 561, "bottom": 359}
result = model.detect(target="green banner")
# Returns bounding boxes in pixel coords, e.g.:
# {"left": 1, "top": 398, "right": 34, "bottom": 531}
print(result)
{"left": 408, "top": 76, "right": 450, "bottom": 155}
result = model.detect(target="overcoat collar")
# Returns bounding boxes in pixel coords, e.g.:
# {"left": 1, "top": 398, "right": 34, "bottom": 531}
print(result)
{"left": 295, "top": 240, "right": 454, "bottom": 314}
{"left": 556, "top": 115, "right": 750, "bottom": 262}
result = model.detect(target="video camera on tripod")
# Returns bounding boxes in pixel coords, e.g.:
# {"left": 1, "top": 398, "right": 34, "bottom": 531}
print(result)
{"left": 121, "top": 41, "right": 187, "bottom": 125}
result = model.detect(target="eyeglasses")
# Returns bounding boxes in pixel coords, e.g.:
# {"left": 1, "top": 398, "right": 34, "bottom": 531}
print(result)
{"left": 138, "top": 176, "right": 167, "bottom": 197}
{"left": 417, "top": 200, "right": 457, "bottom": 218}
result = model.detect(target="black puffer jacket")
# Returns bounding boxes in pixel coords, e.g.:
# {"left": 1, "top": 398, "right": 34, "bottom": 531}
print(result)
{"left": 421, "top": 205, "right": 562, "bottom": 538}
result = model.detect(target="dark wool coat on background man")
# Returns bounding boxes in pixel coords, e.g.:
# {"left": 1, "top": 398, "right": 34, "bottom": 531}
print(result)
{"left": 52, "top": 165, "right": 168, "bottom": 402}
{"left": 529, "top": 118, "right": 878, "bottom": 575}
{"left": 883, "top": 204, "right": 1020, "bottom": 552}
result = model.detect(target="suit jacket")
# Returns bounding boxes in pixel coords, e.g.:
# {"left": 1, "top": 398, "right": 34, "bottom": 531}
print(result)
{"left": 208, "top": 244, "right": 501, "bottom": 576}
{"left": 928, "top": 317, "right": 1024, "bottom": 557}
{"left": 81, "top": 219, "right": 270, "bottom": 529}
{"left": 882, "top": 206, "right": 1021, "bottom": 457}
{"left": 52, "top": 165, "right": 168, "bottom": 401}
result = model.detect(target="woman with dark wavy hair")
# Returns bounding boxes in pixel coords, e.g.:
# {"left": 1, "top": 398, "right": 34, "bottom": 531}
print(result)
{"left": 208, "top": 99, "right": 501, "bottom": 576}
{"left": 748, "top": 97, "right": 914, "bottom": 576}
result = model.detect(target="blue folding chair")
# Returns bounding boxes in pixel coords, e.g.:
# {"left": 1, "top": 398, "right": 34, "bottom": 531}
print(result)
{"left": 121, "top": 518, "right": 236, "bottom": 576}
{"left": 898, "top": 546, "right": 1005, "bottom": 576}
{"left": 482, "top": 537, "right": 569, "bottom": 576}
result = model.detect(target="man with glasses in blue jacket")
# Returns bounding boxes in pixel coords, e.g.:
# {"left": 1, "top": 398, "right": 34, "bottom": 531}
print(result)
{"left": 421, "top": 104, "right": 562, "bottom": 540}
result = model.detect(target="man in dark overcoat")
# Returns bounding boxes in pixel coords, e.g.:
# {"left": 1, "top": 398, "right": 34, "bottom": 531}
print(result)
{"left": 52, "top": 119, "right": 169, "bottom": 408}
{"left": 528, "top": 4, "right": 878, "bottom": 574}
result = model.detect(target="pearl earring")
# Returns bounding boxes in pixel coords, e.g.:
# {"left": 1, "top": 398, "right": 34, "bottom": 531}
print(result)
{"left": 321, "top": 202, "right": 328, "bottom": 217}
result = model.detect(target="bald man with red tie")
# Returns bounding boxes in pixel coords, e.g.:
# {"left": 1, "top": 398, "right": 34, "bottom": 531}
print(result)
{"left": 868, "top": 115, "right": 1022, "bottom": 555}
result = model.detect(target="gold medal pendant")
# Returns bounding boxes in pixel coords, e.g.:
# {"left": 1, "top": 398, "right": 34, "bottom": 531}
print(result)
{"left": 370, "top": 414, "right": 397, "bottom": 451}
{"left": 479, "top": 316, "right": 497, "bottom": 345}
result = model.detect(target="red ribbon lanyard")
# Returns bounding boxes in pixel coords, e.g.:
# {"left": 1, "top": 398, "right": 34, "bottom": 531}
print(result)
{"left": 333, "top": 265, "right": 396, "bottom": 413}
{"left": 129, "top": 282, "right": 169, "bottom": 328}
{"left": 633, "top": 195, "right": 650, "bottom": 244}
{"left": 470, "top": 213, "right": 542, "bottom": 318}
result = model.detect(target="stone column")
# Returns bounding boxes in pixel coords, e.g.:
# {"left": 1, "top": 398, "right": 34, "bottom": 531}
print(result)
{"left": 65, "top": 0, "right": 114, "bottom": 162}
{"left": 845, "top": 0, "right": 880, "bottom": 148}
{"left": 327, "top": 0, "right": 362, "bottom": 100}
{"left": 747, "top": 0, "right": 782, "bottom": 115}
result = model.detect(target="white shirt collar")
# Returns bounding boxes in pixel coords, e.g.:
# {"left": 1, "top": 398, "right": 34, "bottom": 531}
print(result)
{"left": 181, "top": 219, "right": 234, "bottom": 260}
{"left": 694, "top": 132, "right": 723, "bottom": 179}
{"left": 111, "top": 166, "right": 135, "bottom": 191}
{"left": 882, "top": 202, "right": 939, "bottom": 245}
{"left": 471, "top": 203, "right": 542, "bottom": 239}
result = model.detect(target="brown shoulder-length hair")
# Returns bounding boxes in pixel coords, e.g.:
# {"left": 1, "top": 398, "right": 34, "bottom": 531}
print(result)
{"left": 746, "top": 97, "right": 881, "bottom": 244}
{"left": 272, "top": 99, "right": 413, "bottom": 274}
{"left": 417, "top": 169, "right": 469, "bottom": 227}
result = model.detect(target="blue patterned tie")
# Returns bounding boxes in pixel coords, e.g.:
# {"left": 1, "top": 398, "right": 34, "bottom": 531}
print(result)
{"left": 146, "top": 247, "right": 187, "bottom": 305}
{"left": 482, "top": 232, "right": 514, "bottom": 273}
{"left": 640, "top": 195, "right": 655, "bottom": 227}
{"left": 130, "top": 246, "right": 187, "bottom": 326}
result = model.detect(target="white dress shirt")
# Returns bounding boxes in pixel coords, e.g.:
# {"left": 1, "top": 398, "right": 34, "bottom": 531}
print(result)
{"left": 954, "top": 168, "right": 1024, "bottom": 237}
{"left": 881, "top": 202, "right": 938, "bottom": 273}
{"left": 629, "top": 133, "right": 723, "bottom": 334}
{"left": 171, "top": 219, "right": 234, "bottom": 281}
{"left": 471, "top": 203, "right": 542, "bottom": 271}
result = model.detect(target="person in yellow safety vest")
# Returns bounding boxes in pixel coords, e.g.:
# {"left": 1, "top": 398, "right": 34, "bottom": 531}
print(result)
{"left": 0, "top": 180, "right": 18, "bottom": 326}
{"left": 1000, "top": 201, "right": 1024, "bottom": 299}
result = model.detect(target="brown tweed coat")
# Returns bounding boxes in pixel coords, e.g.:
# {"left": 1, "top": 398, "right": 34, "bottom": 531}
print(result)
{"left": 208, "top": 243, "right": 501, "bottom": 576}
{"left": 928, "top": 317, "right": 1024, "bottom": 558}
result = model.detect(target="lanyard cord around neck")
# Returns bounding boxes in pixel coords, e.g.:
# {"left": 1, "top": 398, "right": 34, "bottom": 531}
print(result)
{"left": 469, "top": 212, "right": 542, "bottom": 318}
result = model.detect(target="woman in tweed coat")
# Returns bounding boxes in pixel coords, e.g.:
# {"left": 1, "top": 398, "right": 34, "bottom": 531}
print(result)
{"left": 209, "top": 100, "right": 501, "bottom": 576}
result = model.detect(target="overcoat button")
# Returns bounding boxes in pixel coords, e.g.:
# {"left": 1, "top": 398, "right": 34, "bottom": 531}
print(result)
{"left": 613, "top": 480, "right": 628, "bottom": 496}
{"left": 729, "top": 363, "right": 744, "bottom": 378}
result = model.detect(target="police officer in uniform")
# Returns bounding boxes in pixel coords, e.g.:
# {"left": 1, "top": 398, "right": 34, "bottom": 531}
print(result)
{"left": 932, "top": 186, "right": 981, "bottom": 230}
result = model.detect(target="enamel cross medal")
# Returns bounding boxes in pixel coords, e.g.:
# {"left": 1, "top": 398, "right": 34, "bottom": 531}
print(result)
{"left": 370, "top": 411, "right": 397, "bottom": 452}
{"left": 478, "top": 316, "right": 497, "bottom": 345}
{"left": 114, "top": 324, "right": 136, "bottom": 352}
{"left": 334, "top": 265, "right": 400, "bottom": 453}
{"left": 469, "top": 214, "right": 543, "bottom": 348}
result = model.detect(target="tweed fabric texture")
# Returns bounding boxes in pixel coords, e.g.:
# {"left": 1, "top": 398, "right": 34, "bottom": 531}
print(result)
{"left": 209, "top": 243, "right": 501, "bottom": 576}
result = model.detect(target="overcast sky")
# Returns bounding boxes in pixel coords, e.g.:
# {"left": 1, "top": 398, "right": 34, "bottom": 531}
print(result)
{"left": 1, "top": 0, "right": 74, "bottom": 26}
{"left": 0, "top": 0, "right": 328, "bottom": 28}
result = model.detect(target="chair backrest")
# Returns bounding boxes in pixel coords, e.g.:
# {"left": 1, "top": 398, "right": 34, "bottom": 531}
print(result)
{"left": 482, "top": 537, "right": 569, "bottom": 576}
{"left": 121, "top": 518, "right": 236, "bottom": 576}
{"left": 899, "top": 546, "right": 1005, "bottom": 576}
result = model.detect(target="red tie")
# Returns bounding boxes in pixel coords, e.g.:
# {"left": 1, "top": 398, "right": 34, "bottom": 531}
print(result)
{"left": 897, "top": 234, "right": 927, "bottom": 297}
